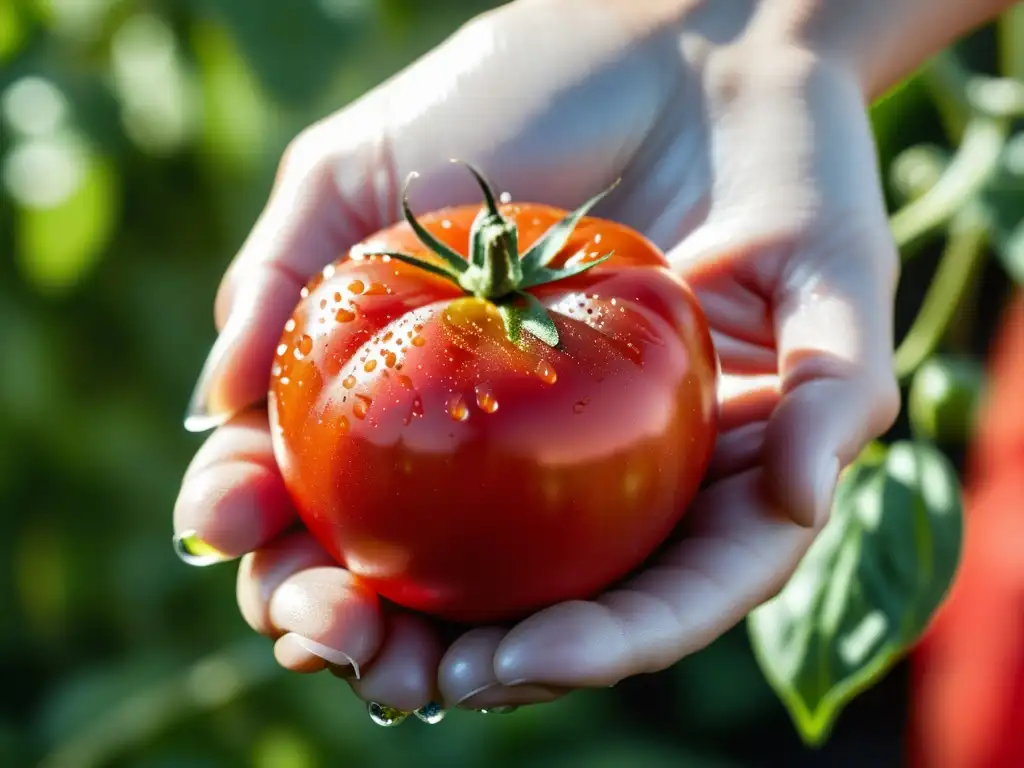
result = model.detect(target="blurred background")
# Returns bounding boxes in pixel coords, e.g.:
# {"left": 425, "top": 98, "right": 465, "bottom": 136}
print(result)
{"left": 1, "top": 1, "right": 1022, "bottom": 767}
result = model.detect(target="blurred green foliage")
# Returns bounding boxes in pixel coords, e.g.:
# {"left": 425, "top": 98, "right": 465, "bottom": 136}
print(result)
{"left": 0, "top": 1, "right": 1020, "bottom": 766}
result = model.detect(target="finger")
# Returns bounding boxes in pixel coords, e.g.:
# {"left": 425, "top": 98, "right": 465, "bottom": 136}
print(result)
{"left": 764, "top": 219, "right": 900, "bottom": 528}
{"left": 173, "top": 409, "right": 295, "bottom": 564}
{"left": 236, "top": 532, "right": 383, "bottom": 679}
{"left": 491, "top": 468, "right": 816, "bottom": 688}
{"left": 438, "top": 627, "right": 566, "bottom": 711}
{"left": 346, "top": 611, "right": 446, "bottom": 713}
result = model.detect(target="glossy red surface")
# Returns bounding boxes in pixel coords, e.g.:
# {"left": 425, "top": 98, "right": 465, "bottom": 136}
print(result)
{"left": 268, "top": 203, "right": 719, "bottom": 623}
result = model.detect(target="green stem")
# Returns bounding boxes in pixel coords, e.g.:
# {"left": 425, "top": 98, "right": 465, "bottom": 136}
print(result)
{"left": 893, "top": 203, "right": 991, "bottom": 382}
{"left": 889, "top": 115, "right": 1006, "bottom": 261}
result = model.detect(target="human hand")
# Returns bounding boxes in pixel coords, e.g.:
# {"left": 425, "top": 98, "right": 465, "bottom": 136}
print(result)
{"left": 173, "top": 0, "right": 900, "bottom": 719}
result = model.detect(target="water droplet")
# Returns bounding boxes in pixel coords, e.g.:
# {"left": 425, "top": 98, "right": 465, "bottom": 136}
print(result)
{"left": 276, "top": 343, "right": 288, "bottom": 356}
{"left": 398, "top": 374, "right": 413, "bottom": 390}
{"left": 384, "top": 351, "right": 397, "bottom": 368}
{"left": 534, "top": 360, "right": 558, "bottom": 385}
{"left": 353, "top": 394, "right": 372, "bottom": 419}
{"left": 342, "top": 375, "right": 356, "bottom": 389}
{"left": 573, "top": 397, "right": 590, "bottom": 414}
{"left": 338, "top": 415, "right": 349, "bottom": 434}
{"left": 319, "top": 298, "right": 328, "bottom": 310}
{"left": 499, "top": 191, "right": 512, "bottom": 204}
{"left": 368, "top": 702, "right": 408, "bottom": 727}
{"left": 414, "top": 702, "right": 446, "bottom": 725}
{"left": 364, "top": 359, "right": 378, "bottom": 373}
{"left": 298, "top": 335, "right": 313, "bottom": 356}
{"left": 441, "top": 219, "right": 452, "bottom": 229}
{"left": 284, "top": 318, "right": 296, "bottom": 332}
{"left": 333, "top": 291, "right": 342, "bottom": 302}
{"left": 411, "top": 336, "right": 426, "bottom": 347}
{"left": 382, "top": 331, "right": 394, "bottom": 342}
{"left": 322, "top": 263, "right": 336, "bottom": 279}
{"left": 335, "top": 307, "right": 356, "bottom": 323}
{"left": 348, "top": 280, "right": 365, "bottom": 294}
{"left": 280, "top": 377, "right": 290, "bottom": 385}
{"left": 300, "top": 286, "right": 310, "bottom": 299}
{"left": 594, "top": 233, "right": 602, "bottom": 244}
{"left": 271, "top": 364, "right": 282, "bottom": 377}
{"left": 474, "top": 385, "right": 499, "bottom": 414}
{"left": 447, "top": 395, "right": 470, "bottom": 422}
{"left": 365, "top": 281, "right": 390, "bottom": 296}
{"left": 479, "top": 706, "right": 518, "bottom": 715}
{"left": 411, "top": 396, "right": 424, "bottom": 418}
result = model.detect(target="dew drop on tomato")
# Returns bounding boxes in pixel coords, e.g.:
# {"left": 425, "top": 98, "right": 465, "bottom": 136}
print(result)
{"left": 353, "top": 394, "right": 371, "bottom": 419}
{"left": 447, "top": 394, "right": 469, "bottom": 422}
{"left": 534, "top": 360, "right": 557, "bottom": 385}
{"left": 474, "top": 384, "right": 499, "bottom": 414}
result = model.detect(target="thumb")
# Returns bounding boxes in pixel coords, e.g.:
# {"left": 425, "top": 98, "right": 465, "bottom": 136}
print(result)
{"left": 762, "top": 219, "right": 901, "bottom": 528}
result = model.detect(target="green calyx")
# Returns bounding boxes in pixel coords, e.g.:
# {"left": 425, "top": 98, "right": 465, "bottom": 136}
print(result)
{"left": 374, "top": 160, "right": 619, "bottom": 348}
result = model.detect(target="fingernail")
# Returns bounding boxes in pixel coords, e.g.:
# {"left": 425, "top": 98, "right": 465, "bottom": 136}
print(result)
{"left": 479, "top": 706, "right": 518, "bottom": 715}
{"left": 413, "top": 701, "right": 446, "bottom": 725}
{"left": 815, "top": 455, "right": 840, "bottom": 527}
{"left": 367, "top": 702, "right": 409, "bottom": 727}
{"left": 183, "top": 313, "right": 246, "bottom": 433}
{"left": 453, "top": 682, "right": 500, "bottom": 709}
{"left": 172, "top": 530, "right": 230, "bottom": 566}
{"left": 288, "top": 634, "right": 361, "bottom": 679}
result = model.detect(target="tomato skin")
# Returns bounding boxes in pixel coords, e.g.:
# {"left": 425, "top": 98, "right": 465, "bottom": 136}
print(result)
{"left": 269, "top": 203, "right": 719, "bottom": 623}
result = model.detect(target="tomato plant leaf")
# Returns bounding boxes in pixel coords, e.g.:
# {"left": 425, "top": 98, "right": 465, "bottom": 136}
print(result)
{"left": 748, "top": 440, "right": 963, "bottom": 747}
{"left": 499, "top": 292, "right": 560, "bottom": 348}
{"left": 519, "top": 180, "right": 619, "bottom": 273}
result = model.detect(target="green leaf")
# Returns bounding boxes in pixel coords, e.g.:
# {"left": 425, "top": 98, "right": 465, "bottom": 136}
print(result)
{"left": 519, "top": 180, "right": 619, "bottom": 273}
{"left": 748, "top": 440, "right": 963, "bottom": 747}
{"left": 498, "top": 292, "right": 560, "bottom": 348}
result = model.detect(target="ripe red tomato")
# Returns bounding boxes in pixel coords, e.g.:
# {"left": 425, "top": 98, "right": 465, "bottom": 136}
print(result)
{"left": 269, "top": 166, "right": 718, "bottom": 623}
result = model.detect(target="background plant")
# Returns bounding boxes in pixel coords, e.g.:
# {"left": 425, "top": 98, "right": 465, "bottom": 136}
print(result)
{"left": 1, "top": 1, "right": 1021, "bottom": 766}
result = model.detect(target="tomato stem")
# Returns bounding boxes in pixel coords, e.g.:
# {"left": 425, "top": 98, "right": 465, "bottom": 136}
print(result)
{"left": 362, "top": 163, "right": 621, "bottom": 349}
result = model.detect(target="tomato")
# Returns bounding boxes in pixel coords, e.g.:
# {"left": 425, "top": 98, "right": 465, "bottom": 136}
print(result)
{"left": 268, "top": 165, "right": 718, "bottom": 623}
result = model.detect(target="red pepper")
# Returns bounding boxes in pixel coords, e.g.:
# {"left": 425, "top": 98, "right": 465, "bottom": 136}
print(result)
{"left": 910, "top": 294, "right": 1024, "bottom": 768}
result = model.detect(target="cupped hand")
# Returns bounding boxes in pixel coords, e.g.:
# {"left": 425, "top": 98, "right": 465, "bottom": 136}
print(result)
{"left": 173, "top": 0, "right": 899, "bottom": 718}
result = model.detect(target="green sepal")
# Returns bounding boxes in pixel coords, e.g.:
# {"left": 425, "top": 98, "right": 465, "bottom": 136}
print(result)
{"left": 400, "top": 175, "right": 468, "bottom": 275}
{"left": 498, "top": 292, "right": 560, "bottom": 348}
{"left": 518, "top": 251, "right": 615, "bottom": 291}
{"left": 368, "top": 251, "right": 465, "bottom": 287}
{"left": 519, "top": 179, "right": 620, "bottom": 274}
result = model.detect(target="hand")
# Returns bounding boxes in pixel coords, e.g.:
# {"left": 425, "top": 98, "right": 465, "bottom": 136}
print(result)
{"left": 173, "top": 0, "right": 900, "bottom": 717}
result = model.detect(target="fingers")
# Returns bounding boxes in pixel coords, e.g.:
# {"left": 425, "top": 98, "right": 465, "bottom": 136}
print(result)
{"left": 236, "top": 531, "right": 442, "bottom": 710}
{"left": 173, "top": 409, "right": 295, "bottom": 563}
{"left": 346, "top": 612, "right": 444, "bottom": 712}
{"left": 237, "top": 532, "right": 382, "bottom": 677}
{"left": 438, "top": 628, "right": 567, "bottom": 711}
{"left": 489, "top": 468, "right": 816, "bottom": 688}
{"left": 764, "top": 218, "right": 901, "bottom": 528}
